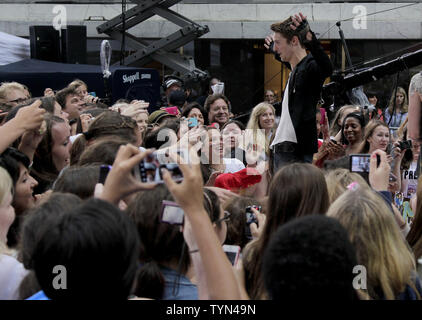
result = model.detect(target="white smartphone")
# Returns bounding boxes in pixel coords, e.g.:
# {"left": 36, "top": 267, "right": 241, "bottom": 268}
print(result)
{"left": 161, "top": 200, "right": 184, "bottom": 225}
{"left": 223, "top": 244, "right": 241, "bottom": 266}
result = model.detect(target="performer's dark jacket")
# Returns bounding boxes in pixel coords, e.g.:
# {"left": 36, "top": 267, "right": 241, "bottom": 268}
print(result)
{"left": 272, "top": 32, "right": 333, "bottom": 156}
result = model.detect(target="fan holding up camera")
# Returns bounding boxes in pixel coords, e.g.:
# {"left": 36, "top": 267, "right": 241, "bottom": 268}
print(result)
{"left": 352, "top": 119, "right": 409, "bottom": 192}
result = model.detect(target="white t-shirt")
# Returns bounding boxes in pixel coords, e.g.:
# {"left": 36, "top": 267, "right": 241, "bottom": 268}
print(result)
{"left": 223, "top": 158, "right": 245, "bottom": 173}
{"left": 0, "top": 254, "right": 28, "bottom": 300}
{"left": 270, "top": 76, "right": 297, "bottom": 149}
{"left": 402, "top": 161, "right": 419, "bottom": 199}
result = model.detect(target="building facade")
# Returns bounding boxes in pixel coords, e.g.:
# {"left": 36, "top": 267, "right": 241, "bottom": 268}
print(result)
{"left": 0, "top": 1, "right": 421, "bottom": 114}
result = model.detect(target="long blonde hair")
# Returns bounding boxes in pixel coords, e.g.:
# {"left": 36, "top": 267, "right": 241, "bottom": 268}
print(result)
{"left": 387, "top": 87, "right": 408, "bottom": 115}
{"left": 327, "top": 188, "right": 419, "bottom": 300}
{"left": 245, "top": 102, "right": 275, "bottom": 155}
{"left": 0, "top": 167, "right": 13, "bottom": 255}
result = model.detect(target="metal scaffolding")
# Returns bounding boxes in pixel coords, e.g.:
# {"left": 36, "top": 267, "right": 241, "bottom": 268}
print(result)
{"left": 96, "top": 0, "right": 210, "bottom": 80}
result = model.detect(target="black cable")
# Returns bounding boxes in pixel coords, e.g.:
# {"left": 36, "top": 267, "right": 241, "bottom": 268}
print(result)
{"left": 387, "top": 72, "right": 400, "bottom": 127}
{"left": 120, "top": 0, "right": 127, "bottom": 65}
{"left": 318, "top": 2, "right": 419, "bottom": 39}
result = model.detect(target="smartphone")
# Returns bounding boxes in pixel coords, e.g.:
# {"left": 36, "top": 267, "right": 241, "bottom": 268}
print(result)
{"left": 320, "top": 107, "right": 326, "bottom": 125}
{"left": 99, "top": 165, "right": 112, "bottom": 184}
{"left": 187, "top": 117, "right": 198, "bottom": 128}
{"left": 246, "top": 205, "right": 261, "bottom": 225}
{"left": 223, "top": 245, "right": 241, "bottom": 266}
{"left": 89, "top": 92, "right": 96, "bottom": 97}
{"left": 349, "top": 154, "right": 382, "bottom": 185}
{"left": 161, "top": 200, "right": 184, "bottom": 225}
{"left": 349, "top": 154, "right": 371, "bottom": 173}
{"left": 245, "top": 205, "right": 261, "bottom": 240}
{"left": 137, "top": 149, "right": 186, "bottom": 184}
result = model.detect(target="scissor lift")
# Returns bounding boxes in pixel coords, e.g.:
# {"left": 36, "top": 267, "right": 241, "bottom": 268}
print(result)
{"left": 96, "top": 0, "right": 210, "bottom": 80}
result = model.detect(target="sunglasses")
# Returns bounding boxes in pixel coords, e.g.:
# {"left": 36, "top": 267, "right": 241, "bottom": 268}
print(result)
{"left": 7, "top": 97, "right": 27, "bottom": 105}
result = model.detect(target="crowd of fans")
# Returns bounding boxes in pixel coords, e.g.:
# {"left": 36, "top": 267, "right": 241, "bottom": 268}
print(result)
{"left": 0, "top": 50, "right": 422, "bottom": 301}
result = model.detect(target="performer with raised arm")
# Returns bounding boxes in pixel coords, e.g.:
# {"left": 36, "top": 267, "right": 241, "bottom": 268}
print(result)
{"left": 265, "top": 13, "right": 333, "bottom": 171}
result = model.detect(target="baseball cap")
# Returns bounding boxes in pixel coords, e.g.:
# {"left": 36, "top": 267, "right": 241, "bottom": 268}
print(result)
{"left": 164, "top": 79, "right": 182, "bottom": 90}
{"left": 148, "top": 110, "right": 175, "bottom": 125}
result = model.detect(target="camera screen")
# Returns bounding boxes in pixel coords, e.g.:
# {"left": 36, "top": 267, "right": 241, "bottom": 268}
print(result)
{"left": 162, "top": 204, "right": 184, "bottom": 225}
{"left": 138, "top": 149, "right": 186, "bottom": 183}
{"left": 350, "top": 155, "right": 370, "bottom": 173}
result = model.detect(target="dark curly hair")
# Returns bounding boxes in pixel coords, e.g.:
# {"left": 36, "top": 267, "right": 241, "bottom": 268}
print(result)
{"left": 263, "top": 215, "right": 358, "bottom": 300}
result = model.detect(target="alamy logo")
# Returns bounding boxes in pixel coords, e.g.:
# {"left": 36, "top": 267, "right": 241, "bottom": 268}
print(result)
{"left": 123, "top": 72, "right": 140, "bottom": 84}
{"left": 352, "top": 265, "right": 367, "bottom": 290}
{"left": 352, "top": 5, "right": 367, "bottom": 30}
{"left": 52, "top": 5, "right": 67, "bottom": 31}
{"left": 52, "top": 265, "right": 67, "bottom": 290}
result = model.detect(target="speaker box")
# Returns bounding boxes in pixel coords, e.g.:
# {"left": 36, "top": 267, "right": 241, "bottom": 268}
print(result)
{"left": 29, "top": 26, "right": 61, "bottom": 62}
{"left": 61, "top": 26, "right": 87, "bottom": 64}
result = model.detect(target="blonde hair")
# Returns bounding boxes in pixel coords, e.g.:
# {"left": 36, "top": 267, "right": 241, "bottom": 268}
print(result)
{"left": 245, "top": 102, "right": 275, "bottom": 155}
{"left": 0, "top": 82, "right": 26, "bottom": 101}
{"left": 329, "top": 105, "right": 361, "bottom": 137}
{"left": 0, "top": 167, "right": 13, "bottom": 254}
{"left": 327, "top": 188, "right": 419, "bottom": 300}
{"left": 324, "top": 169, "right": 369, "bottom": 204}
{"left": 396, "top": 116, "right": 408, "bottom": 140}
{"left": 68, "top": 79, "right": 88, "bottom": 91}
{"left": 0, "top": 167, "right": 13, "bottom": 206}
{"left": 387, "top": 87, "right": 408, "bottom": 115}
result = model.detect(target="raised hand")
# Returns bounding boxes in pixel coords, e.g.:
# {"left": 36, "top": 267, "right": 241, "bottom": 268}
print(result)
{"left": 162, "top": 148, "right": 241, "bottom": 299}
{"left": 290, "top": 12, "right": 312, "bottom": 42}
{"left": 264, "top": 33, "right": 275, "bottom": 50}
{"left": 249, "top": 207, "right": 266, "bottom": 240}
{"left": 99, "top": 144, "right": 157, "bottom": 205}
{"left": 14, "top": 100, "right": 46, "bottom": 131}
{"left": 18, "top": 129, "right": 45, "bottom": 161}
{"left": 44, "top": 88, "right": 55, "bottom": 97}
{"left": 290, "top": 12, "right": 307, "bottom": 30}
{"left": 80, "top": 113, "right": 94, "bottom": 132}
{"left": 369, "top": 149, "right": 390, "bottom": 191}
{"left": 83, "top": 94, "right": 99, "bottom": 104}
{"left": 162, "top": 148, "right": 204, "bottom": 211}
